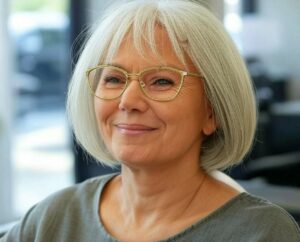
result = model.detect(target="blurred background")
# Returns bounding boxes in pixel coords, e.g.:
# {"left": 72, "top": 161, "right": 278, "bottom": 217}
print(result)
{"left": 0, "top": 0, "right": 299, "bottom": 228}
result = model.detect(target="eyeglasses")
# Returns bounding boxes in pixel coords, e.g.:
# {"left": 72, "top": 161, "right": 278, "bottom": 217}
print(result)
{"left": 86, "top": 64, "right": 203, "bottom": 101}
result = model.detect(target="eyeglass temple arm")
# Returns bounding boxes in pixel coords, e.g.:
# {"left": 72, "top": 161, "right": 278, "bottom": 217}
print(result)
{"left": 186, "top": 72, "right": 205, "bottom": 79}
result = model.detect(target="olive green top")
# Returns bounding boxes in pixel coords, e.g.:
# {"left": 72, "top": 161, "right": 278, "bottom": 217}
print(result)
{"left": 1, "top": 173, "right": 300, "bottom": 242}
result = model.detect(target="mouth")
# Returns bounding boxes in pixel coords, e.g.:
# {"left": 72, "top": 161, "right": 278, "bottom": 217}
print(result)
{"left": 115, "top": 124, "right": 157, "bottom": 135}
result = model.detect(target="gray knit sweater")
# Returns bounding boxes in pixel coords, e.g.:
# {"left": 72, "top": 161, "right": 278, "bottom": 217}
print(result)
{"left": 1, "top": 173, "right": 300, "bottom": 242}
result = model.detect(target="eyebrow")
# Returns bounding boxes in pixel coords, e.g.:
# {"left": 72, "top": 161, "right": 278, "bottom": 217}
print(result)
{"left": 109, "top": 63, "right": 126, "bottom": 69}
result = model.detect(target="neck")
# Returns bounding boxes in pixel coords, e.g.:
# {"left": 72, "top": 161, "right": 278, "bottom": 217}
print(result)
{"left": 117, "top": 162, "right": 207, "bottom": 225}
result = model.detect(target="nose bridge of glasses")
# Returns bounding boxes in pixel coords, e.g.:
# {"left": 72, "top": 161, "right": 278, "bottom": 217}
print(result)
{"left": 126, "top": 73, "right": 145, "bottom": 86}
{"left": 127, "top": 73, "right": 140, "bottom": 80}
{"left": 121, "top": 72, "right": 142, "bottom": 92}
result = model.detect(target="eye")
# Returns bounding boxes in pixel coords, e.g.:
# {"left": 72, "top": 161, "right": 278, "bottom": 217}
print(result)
{"left": 101, "top": 75, "right": 126, "bottom": 88}
{"left": 152, "top": 78, "right": 175, "bottom": 86}
{"left": 147, "top": 78, "right": 175, "bottom": 91}
{"left": 104, "top": 76, "right": 122, "bottom": 84}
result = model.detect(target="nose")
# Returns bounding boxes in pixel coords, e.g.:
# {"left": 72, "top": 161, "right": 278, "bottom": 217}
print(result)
{"left": 118, "top": 78, "right": 149, "bottom": 113}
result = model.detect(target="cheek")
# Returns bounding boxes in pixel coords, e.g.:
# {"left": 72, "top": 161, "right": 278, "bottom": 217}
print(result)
{"left": 173, "top": 98, "right": 209, "bottom": 137}
{"left": 94, "top": 100, "right": 116, "bottom": 135}
{"left": 155, "top": 101, "right": 203, "bottom": 137}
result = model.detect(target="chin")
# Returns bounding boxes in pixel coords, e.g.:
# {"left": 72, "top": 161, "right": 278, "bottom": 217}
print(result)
{"left": 114, "top": 151, "right": 155, "bottom": 169}
{"left": 112, "top": 144, "right": 147, "bottom": 159}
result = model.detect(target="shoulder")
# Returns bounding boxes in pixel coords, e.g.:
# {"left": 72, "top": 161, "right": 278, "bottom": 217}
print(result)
{"left": 1, "top": 173, "right": 117, "bottom": 242}
{"left": 161, "top": 192, "right": 300, "bottom": 242}
{"left": 219, "top": 193, "right": 300, "bottom": 241}
{"left": 233, "top": 193, "right": 298, "bottom": 221}
{"left": 33, "top": 173, "right": 116, "bottom": 213}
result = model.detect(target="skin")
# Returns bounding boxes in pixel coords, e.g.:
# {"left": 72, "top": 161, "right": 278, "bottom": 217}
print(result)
{"left": 95, "top": 27, "right": 240, "bottom": 242}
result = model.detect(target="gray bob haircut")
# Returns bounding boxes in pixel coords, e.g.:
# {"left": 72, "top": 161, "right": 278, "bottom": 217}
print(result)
{"left": 67, "top": 0, "right": 257, "bottom": 172}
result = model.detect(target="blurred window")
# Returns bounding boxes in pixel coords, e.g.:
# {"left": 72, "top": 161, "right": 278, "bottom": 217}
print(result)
{"left": 9, "top": 0, "right": 73, "bottom": 218}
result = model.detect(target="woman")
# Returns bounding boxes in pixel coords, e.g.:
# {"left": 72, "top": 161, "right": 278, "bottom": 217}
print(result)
{"left": 2, "top": 1, "right": 300, "bottom": 241}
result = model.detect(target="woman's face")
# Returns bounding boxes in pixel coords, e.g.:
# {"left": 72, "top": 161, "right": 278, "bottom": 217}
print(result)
{"left": 94, "top": 27, "right": 216, "bottom": 169}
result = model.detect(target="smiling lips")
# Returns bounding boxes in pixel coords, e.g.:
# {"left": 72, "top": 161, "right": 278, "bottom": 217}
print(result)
{"left": 116, "top": 124, "right": 157, "bottom": 135}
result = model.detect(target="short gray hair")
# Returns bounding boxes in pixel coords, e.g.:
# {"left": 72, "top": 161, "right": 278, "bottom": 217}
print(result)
{"left": 67, "top": 0, "right": 257, "bottom": 172}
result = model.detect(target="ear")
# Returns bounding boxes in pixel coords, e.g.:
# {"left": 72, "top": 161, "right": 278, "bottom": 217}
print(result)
{"left": 202, "top": 106, "right": 217, "bottom": 136}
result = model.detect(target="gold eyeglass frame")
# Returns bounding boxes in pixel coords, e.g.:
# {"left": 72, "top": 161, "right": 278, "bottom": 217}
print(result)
{"left": 86, "top": 64, "right": 203, "bottom": 102}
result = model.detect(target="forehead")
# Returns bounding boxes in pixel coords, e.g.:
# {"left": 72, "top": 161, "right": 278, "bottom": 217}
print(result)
{"left": 109, "top": 26, "right": 197, "bottom": 72}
